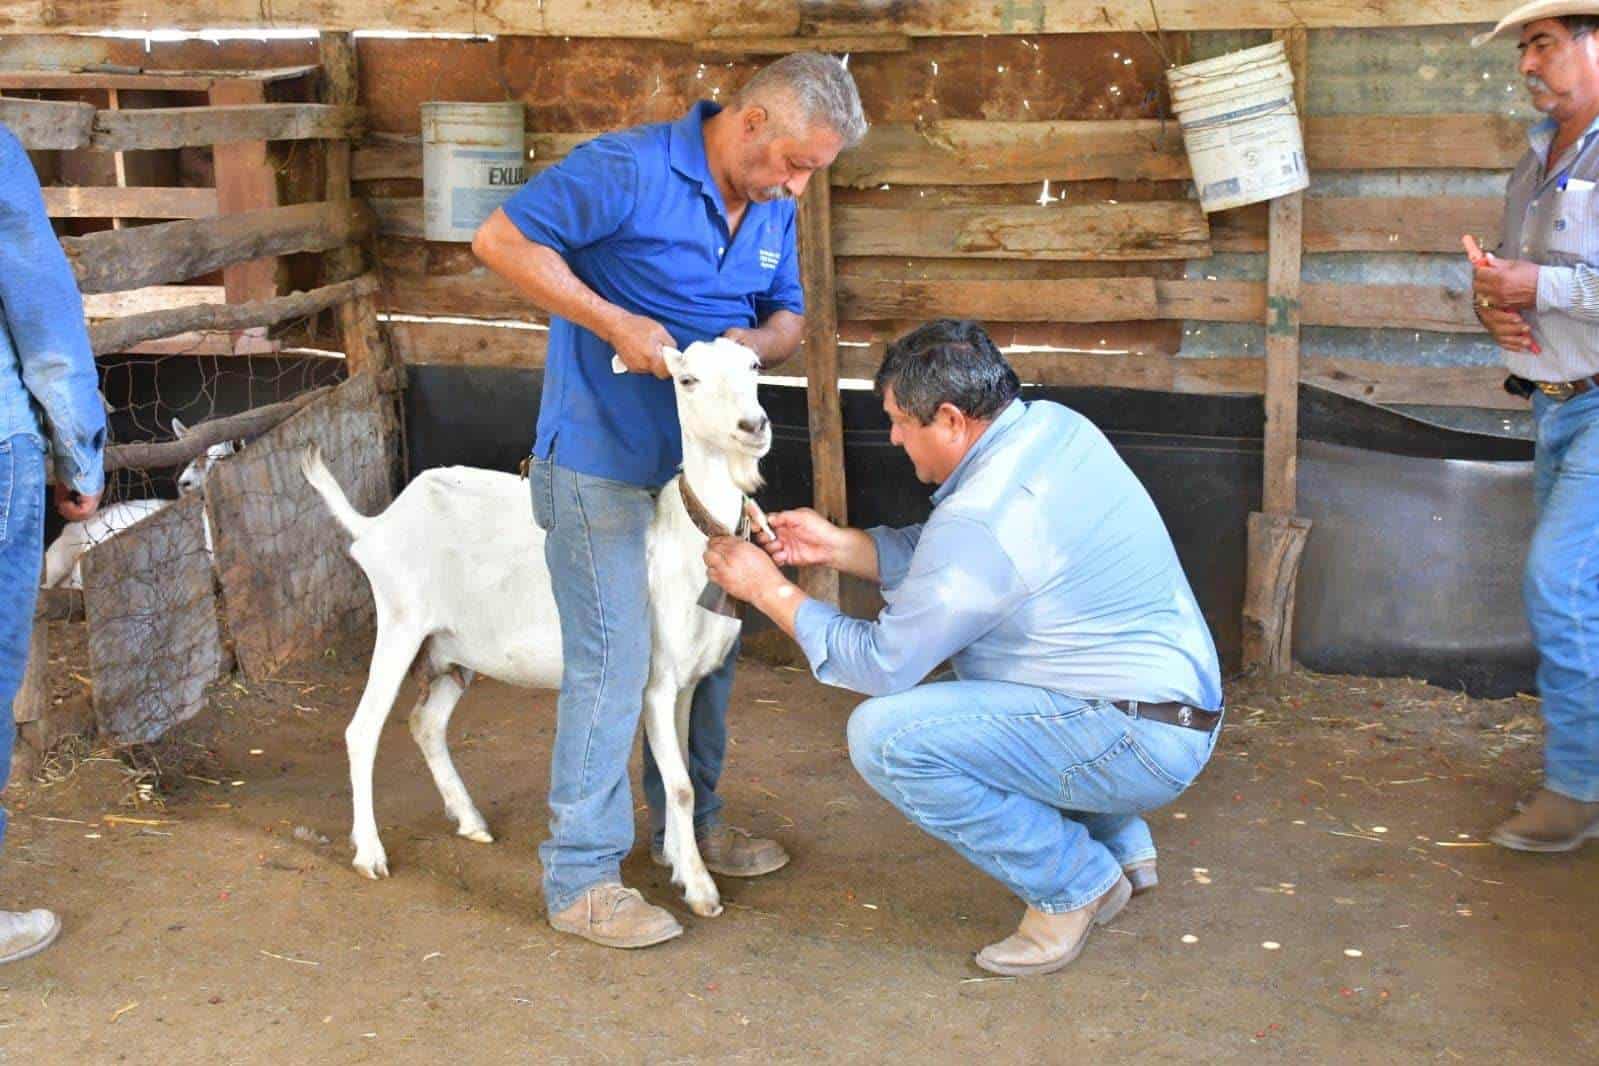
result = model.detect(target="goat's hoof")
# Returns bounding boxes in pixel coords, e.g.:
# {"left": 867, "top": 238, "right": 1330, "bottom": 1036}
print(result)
{"left": 353, "top": 855, "right": 390, "bottom": 880}
{"left": 688, "top": 897, "right": 724, "bottom": 918}
{"left": 458, "top": 827, "right": 494, "bottom": 844}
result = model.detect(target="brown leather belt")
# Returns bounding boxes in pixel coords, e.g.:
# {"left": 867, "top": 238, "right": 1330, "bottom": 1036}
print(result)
{"left": 1507, "top": 373, "right": 1599, "bottom": 402}
{"left": 1111, "top": 700, "right": 1223, "bottom": 733}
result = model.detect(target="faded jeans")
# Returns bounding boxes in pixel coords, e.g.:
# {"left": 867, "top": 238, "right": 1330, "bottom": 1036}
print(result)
{"left": 848, "top": 680, "right": 1218, "bottom": 913}
{"left": 0, "top": 434, "right": 46, "bottom": 855}
{"left": 529, "top": 456, "right": 732, "bottom": 914}
{"left": 1526, "top": 389, "right": 1599, "bottom": 802}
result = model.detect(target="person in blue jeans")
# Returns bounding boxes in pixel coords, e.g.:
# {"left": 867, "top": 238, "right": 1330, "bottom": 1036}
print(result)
{"left": 704, "top": 319, "right": 1224, "bottom": 976}
{"left": 472, "top": 54, "right": 866, "bottom": 947}
{"left": 1471, "top": 7, "right": 1599, "bottom": 850}
{"left": 0, "top": 123, "right": 107, "bottom": 965}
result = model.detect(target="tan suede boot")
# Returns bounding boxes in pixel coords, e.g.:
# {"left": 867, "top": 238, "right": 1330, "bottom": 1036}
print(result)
{"left": 0, "top": 909, "right": 61, "bottom": 965}
{"left": 975, "top": 874, "right": 1132, "bottom": 977}
{"left": 548, "top": 884, "right": 683, "bottom": 949}
{"left": 1490, "top": 788, "right": 1599, "bottom": 852}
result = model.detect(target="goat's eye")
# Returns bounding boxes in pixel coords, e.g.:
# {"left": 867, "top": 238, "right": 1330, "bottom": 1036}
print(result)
{"left": 678, "top": 376, "right": 698, "bottom": 389}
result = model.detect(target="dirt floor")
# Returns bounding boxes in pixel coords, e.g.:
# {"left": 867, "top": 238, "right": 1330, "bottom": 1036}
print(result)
{"left": 2, "top": 625, "right": 1597, "bottom": 1065}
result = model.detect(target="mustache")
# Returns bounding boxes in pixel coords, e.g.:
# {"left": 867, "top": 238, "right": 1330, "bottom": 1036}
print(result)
{"left": 1527, "top": 74, "right": 1553, "bottom": 93}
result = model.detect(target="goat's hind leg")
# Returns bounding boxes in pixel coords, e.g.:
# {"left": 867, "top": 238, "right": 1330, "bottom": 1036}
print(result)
{"left": 643, "top": 678, "right": 721, "bottom": 917}
{"left": 346, "top": 622, "right": 422, "bottom": 880}
{"left": 408, "top": 662, "right": 492, "bottom": 844}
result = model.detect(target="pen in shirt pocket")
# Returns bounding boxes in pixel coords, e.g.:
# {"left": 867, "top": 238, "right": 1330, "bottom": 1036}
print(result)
{"left": 1462, "top": 234, "right": 1542, "bottom": 355}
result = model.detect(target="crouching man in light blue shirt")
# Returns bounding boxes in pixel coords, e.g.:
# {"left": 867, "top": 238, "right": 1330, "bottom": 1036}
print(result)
{"left": 704, "top": 319, "right": 1223, "bottom": 977}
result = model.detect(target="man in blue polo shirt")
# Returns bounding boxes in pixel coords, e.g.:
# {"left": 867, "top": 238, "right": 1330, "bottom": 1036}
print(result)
{"left": 473, "top": 53, "right": 866, "bottom": 948}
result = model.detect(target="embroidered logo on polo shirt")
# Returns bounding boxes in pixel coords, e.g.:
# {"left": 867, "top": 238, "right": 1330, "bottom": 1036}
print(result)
{"left": 758, "top": 249, "right": 780, "bottom": 269}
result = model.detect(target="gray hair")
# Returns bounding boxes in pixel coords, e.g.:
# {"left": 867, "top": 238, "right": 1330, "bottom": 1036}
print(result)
{"left": 735, "top": 52, "right": 868, "bottom": 148}
{"left": 874, "top": 319, "right": 1020, "bottom": 425}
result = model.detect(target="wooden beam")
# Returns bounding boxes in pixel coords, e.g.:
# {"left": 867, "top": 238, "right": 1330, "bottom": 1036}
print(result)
{"left": 61, "top": 199, "right": 374, "bottom": 294}
{"left": 353, "top": 115, "right": 1524, "bottom": 190}
{"left": 1243, "top": 513, "right": 1312, "bottom": 675}
{"left": 1213, "top": 196, "right": 1505, "bottom": 254}
{"left": 374, "top": 197, "right": 1215, "bottom": 260}
{"left": 91, "top": 103, "right": 362, "bottom": 151}
{"left": 353, "top": 131, "right": 582, "bottom": 183}
{"left": 1262, "top": 29, "right": 1307, "bottom": 520}
{"left": 389, "top": 319, "right": 550, "bottom": 368}
{"left": 838, "top": 276, "right": 1479, "bottom": 333}
{"left": 42, "top": 185, "right": 217, "bottom": 219}
{"left": 0, "top": 95, "right": 93, "bottom": 148}
{"left": 82, "top": 284, "right": 225, "bottom": 319}
{"left": 209, "top": 78, "right": 280, "bottom": 307}
{"left": 90, "top": 274, "right": 378, "bottom": 355}
{"left": 321, "top": 31, "right": 392, "bottom": 379}
{"left": 839, "top": 277, "right": 1161, "bottom": 322}
{"left": 1305, "top": 114, "right": 1525, "bottom": 171}
{"left": 0, "top": 1, "right": 1509, "bottom": 36}
{"left": 0, "top": 66, "right": 319, "bottom": 92}
{"left": 695, "top": 34, "right": 909, "bottom": 59}
{"left": 798, "top": 165, "right": 845, "bottom": 607}
{"left": 833, "top": 202, "right": 1211, "bottom": 260}
{"left": 104, "top": 386, "right": 335, "bottom": 473}
{"left": 1244, "top": 25, "right": 1311, "bottom": 678}
{"left": 833, "top": 120, "right": 1189, "bottom": 187}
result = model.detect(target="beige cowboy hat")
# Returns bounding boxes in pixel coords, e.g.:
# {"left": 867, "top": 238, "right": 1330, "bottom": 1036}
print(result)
{"left": 1473, "top": 0, "right": 1599, "bottom": 47}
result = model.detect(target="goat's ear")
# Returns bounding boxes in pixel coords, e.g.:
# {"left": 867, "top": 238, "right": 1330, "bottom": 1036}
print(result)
{"left": 662, "top": 345, "right": 688, "bottom": 379}
{"left": 171, "top": 416, "right": 188, "bottom": 438}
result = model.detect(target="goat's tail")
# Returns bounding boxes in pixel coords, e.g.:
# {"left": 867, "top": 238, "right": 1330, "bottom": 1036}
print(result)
{"left": 300, "top": 444, "right": 373, "bottom": 540}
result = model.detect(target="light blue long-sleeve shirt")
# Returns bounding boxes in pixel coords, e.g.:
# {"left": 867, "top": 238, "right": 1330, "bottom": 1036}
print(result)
{"left": 0, "top": 123, "right": 105, "bottom": 496}
{"left": 792, "top": 399, "right": 1223, "bottom": 709}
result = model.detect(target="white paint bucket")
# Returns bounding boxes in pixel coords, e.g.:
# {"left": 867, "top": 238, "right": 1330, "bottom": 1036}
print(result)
{"left": 1166, "top": 41, "right": 1308, "bottom": 213}
{"left": 420, "top": 101, "right": 527, "bottom": 242}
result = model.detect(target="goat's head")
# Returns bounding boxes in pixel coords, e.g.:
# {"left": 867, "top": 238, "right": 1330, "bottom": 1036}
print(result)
{"left": 172, "top": 416, "right": 241, "bottom": 496}
{"left": 666, "top": 338, "right": 771, "bottom": 491}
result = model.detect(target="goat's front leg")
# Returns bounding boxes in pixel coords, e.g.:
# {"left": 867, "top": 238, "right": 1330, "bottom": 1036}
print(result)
{"left": 642, "top": 675, "right": 721, "bottom": 917}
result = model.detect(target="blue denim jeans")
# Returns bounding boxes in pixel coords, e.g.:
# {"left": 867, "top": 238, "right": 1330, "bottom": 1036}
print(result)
{"left": 529, "top": 456, "right": 730, "bottom": 913}
{"left": 0, "top": 434, "right": 46, "bottom": 855}
{"left": 1526, "top": 389, "right": 1599, "bottom": 803}
{"left": 847, "top": 680, "right": 1218, "bottom": 913}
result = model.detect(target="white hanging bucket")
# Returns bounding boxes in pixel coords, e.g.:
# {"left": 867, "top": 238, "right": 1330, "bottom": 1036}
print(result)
{"left": 1166, "top": 41, "right": 1308, "bottom": 214}
{"left": 420, "top": 101, "right": 527, "bottom": 242}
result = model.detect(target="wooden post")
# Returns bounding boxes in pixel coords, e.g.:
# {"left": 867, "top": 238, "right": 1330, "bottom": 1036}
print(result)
{"left": 1244, "top": 26, "right": 1313, "bottom": 676}
{"left": 796, "top": 165, "right": 845, "bottom": 606}
{"left": 319, "top": 31, "right": 389, "bottom": 379}
{"left": 209, "top": 78, "right": 281, "bottom": 308}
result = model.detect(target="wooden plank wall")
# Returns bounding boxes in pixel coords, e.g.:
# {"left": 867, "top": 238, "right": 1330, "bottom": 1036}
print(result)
{"left": 337, "top": 26, "right": 1515, "bottom": 408}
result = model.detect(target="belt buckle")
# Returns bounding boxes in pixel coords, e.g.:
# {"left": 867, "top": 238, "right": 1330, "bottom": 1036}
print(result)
{"left": 1177, "top": 706, "right": 1193, "bottom": 727}
{"left": 1538, "top": 380, "right": 1578, "bottom": 401}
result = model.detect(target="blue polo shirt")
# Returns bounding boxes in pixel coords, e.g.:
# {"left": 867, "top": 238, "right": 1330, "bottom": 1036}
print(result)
{"left": 501, "top": 101, "right": 804, "bottom": 487}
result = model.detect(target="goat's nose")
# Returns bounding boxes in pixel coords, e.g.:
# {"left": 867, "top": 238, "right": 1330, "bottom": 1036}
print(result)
{"left": 738, "top": 414, "right": 769, "bottom": 435}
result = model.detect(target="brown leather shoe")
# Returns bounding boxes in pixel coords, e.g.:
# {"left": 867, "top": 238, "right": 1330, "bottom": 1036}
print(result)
{"left": 1490, "top": 788, "right": 1599, "bottom": 852}
{"left": 548, "top": 883, "right": 683, "bottom": 949}
{"left": 974, "top": 874, "right": 1132, "bottom": 977}
{"left": 0, "top": 909, "right": 61, "bottom": 966}
{"left": 1123, "top": 860, "right": 1158, "bottom": 896}
{"left": 652, "top": 824, "right": 790, "bottom": 878}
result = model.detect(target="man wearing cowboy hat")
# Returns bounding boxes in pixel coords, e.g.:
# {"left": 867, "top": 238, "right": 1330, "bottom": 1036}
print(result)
{"left": 1473, "top": 3, "right": 1599, "bottom": 851}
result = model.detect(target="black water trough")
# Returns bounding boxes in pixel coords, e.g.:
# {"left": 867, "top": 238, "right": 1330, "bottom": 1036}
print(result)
{"left": 403, "top": 366, "right": 1537, "bottom": 696}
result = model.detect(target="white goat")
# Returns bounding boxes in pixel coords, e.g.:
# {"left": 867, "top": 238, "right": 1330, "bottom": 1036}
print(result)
{"left": 302, "top": 338, "right": 772, "bottom": 918}
{"left": 41, "top": 417, "right": 239, "bottom": 589}
{"left": 42, "top": 498, "right": 172, "bottom": 589}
